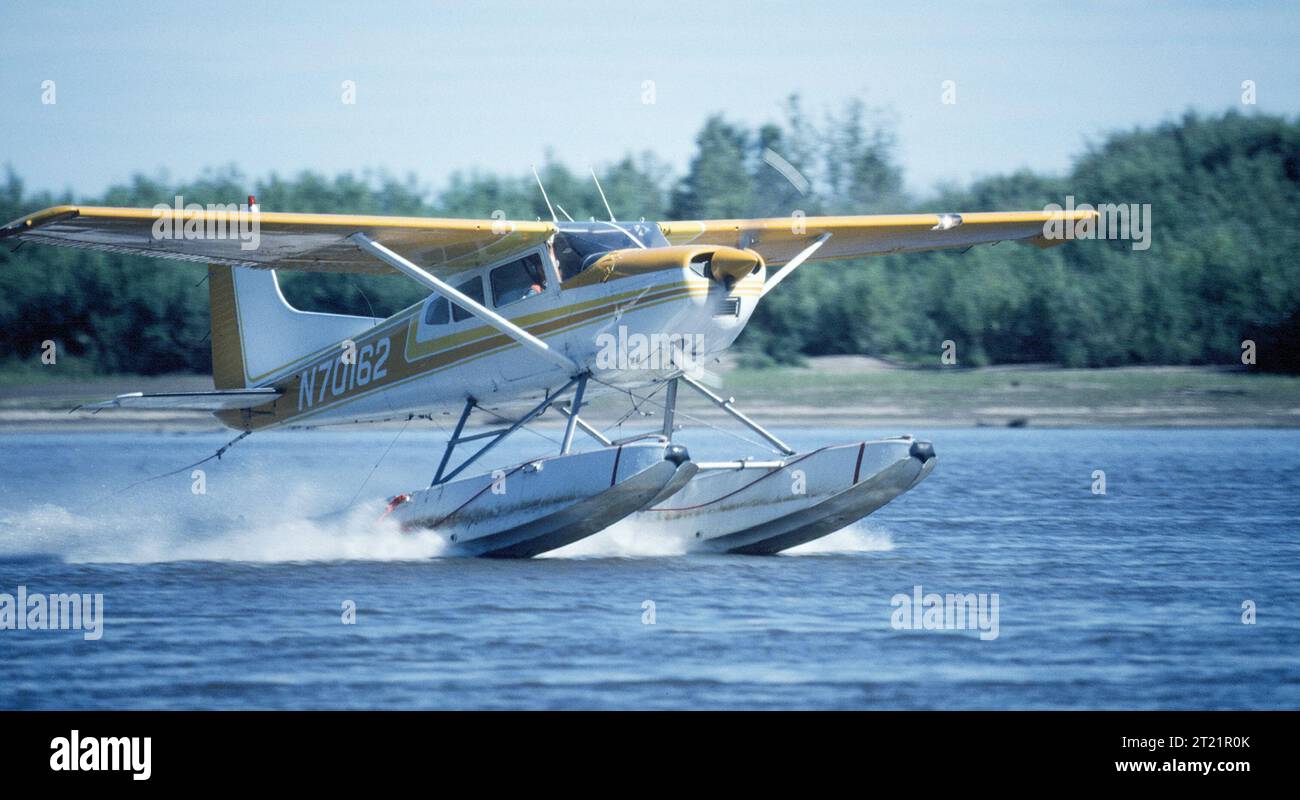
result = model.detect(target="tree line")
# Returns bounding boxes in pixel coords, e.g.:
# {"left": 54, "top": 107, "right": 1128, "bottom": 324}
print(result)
{"left": 2, "top": 101, "right": 1297, "bottom": 375}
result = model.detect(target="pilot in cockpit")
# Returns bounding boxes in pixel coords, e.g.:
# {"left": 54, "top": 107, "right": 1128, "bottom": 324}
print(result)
{"left": 549, "top": 236, "right": 585, "bottom": 282}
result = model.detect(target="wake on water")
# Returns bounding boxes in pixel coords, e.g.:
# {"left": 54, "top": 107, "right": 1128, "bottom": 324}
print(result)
{"left": 0, "top": 500, "right": 445, "bottom": 564}
{"left": 782, "top": 525, "right": 893, "bottom": 555}
{"left": 0, "top": 479, "right": 893, "bottom": 564}
{"left": 0, "top": 430, "right": 900, "bottom": 564}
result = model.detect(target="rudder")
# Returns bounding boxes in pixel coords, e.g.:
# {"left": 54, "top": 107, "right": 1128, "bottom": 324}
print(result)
{"left": 208, "top": 265, "right": 247, "bottom": 390}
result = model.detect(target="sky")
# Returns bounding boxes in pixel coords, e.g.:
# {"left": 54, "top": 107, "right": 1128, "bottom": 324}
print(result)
{"left": 2, "top": 1, "right": 1297, "bottom": 204}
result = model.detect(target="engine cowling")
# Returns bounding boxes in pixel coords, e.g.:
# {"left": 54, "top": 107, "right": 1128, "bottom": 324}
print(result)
{"left": 560, "top": 245, "right": 763, "bottom": 289}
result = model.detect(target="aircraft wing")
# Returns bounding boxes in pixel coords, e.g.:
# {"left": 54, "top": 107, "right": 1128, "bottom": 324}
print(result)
{"left": 659, "top": 210, "right": 1098, "bottom": 266}
{"left": 80, "top": 389, "right": 282, "bottom": 412}
{"left": 0, "top": 205, "right": 555, "bottom": 277}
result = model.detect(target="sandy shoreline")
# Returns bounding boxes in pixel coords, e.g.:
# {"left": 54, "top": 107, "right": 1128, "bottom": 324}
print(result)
{"left": 2, "top": 360, "right": 1297, "bottom": 431}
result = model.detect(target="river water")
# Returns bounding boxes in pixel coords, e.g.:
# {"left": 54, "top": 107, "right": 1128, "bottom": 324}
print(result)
{"left": 1, "top": 427, "right": 1296, "bottom": 709}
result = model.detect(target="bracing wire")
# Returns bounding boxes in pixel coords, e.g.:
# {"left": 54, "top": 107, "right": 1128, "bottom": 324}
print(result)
{"left": 87, "top": 429, "right": 254, "bottom": 507}
{"left": 587, "top": 375, "right": 782, "bottom": 454}
{"left": 345, "top": 417, "right": 411, "bottom": 509}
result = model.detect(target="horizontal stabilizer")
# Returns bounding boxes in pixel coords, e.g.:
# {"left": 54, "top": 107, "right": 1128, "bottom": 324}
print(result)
{"left": 80, "top": 388, "right": 281, "bottom": 412}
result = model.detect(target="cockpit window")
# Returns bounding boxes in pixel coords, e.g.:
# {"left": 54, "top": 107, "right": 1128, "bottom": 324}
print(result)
{"left": 491, "top": 253, "right": 547, "bottom": 308}
{"left": 451, "top": 276, "right": 485, "bottom": 322}
{"left": 550, "top": 221, "right": 669, "bottom": 281}
{"left": 424, "top": 275, "right": 487, "bottom": 326}
{"left": 424, "top": 295, "right": 449, "bottom": 326}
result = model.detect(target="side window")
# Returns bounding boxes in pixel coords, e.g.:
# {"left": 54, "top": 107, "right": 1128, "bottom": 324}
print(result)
{"left": 424, "top": 296, "right": 449, "bottom": 326}
{"left": 451, "top": 276, "right": 485, "bottom": 322}
{"left": 491, "top": 254, "right": 547, "bottom": 308}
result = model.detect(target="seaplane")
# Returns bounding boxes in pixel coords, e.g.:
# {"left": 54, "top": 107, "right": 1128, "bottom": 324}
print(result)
{"left": 0, "top": 177, "right": 1095, "bottom": 557}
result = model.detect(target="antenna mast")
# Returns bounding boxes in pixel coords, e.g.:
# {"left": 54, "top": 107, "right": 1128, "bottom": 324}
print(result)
{"left": 590, "top": 167, "right": 617, "bottom": 222}
{"left": 531, "top": 165, "right": 558, "bottom": 223}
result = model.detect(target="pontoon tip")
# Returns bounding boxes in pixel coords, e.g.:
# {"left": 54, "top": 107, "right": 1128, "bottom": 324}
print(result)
{"left": 909, "top": 440, "right": 935, "bottom": 463}
{"left": 664, "top": 444, "right": 691, "bottom": 466}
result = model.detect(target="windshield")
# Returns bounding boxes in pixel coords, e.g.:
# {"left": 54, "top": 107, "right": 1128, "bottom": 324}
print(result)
{"left": 551, "top": 221, "right": 669, "bottom": 281}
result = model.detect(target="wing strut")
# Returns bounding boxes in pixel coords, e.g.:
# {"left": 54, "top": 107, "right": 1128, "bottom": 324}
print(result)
{"left": 349, "top": 233, "right": 580, "bottom": 373}
{"left": 760, "top": 233, "right": 832, "bottom": 297}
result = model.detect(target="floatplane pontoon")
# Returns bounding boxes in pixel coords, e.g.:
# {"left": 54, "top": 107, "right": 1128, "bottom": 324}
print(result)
{"left": 1, "top": 184, "right": 1094, "bottom": 557}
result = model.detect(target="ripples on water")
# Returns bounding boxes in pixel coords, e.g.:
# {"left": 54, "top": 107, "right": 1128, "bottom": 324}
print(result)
{"left": 0, "top": 428, "right": 1296, "bottom": 709}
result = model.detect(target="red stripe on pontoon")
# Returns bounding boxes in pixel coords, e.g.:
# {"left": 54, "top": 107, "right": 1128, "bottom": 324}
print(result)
{"left": 610, "top": 445, "right": 624, "bottom": 487}
{"left": 427, "top": 464, "right": 526, "bottom": 529}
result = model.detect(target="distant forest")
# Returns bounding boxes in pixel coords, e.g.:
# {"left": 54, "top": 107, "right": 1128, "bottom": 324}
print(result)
{"left": 3, "top": 100, "right": 1298, "bottom": 374}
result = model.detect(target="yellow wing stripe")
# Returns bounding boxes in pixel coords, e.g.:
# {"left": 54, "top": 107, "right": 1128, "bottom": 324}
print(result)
{"left": 659, "top": 210, "right": 1099, "bottom": 266}
{"left": 55, "top": 205, "right": 555, "bottom": 234}
{"left": 1, "top": 205, "right": 556, "bottom": 275}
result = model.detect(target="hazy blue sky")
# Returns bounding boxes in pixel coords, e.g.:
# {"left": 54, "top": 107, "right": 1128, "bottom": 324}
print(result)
{"left": 2, "top": 1, "right": 1297, "bottom": 204}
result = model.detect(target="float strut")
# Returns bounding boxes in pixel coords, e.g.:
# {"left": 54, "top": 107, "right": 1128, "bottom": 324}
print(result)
{"left": 679, "top": 374, "right": 795, "bottom": 455}
{"left": 433, "top": 397, "right": 476, "bottom": 485}
{"left": 559, "top": 373, "right": 588, "bottom": 454}
{"left": 434, "top": 376, "right": 580, "bottom": 486}
{"left": 555, "top": 403, "right": 612, "bottom": 447}
{"left": 661, "top": 378, "right": 678, "bottom": 440}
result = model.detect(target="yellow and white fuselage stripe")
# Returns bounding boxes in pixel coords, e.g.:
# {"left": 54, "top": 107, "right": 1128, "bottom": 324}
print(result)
{"left": 216, "top": 262, "right": 764, "bottom": 430}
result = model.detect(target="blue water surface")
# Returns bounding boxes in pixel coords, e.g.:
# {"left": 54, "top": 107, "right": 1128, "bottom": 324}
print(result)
{"left": 0, "top": 427, "right": 1296, "bottom": 709}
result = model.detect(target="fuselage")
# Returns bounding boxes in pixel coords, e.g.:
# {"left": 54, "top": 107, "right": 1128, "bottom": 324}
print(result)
{"left": 216, "top": 220, "right": 765, "bottom": 430}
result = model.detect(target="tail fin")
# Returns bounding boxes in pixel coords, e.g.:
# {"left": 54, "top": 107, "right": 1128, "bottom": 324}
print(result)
{"left": 207, "top": 265, "right": 380, "bottom": 389}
